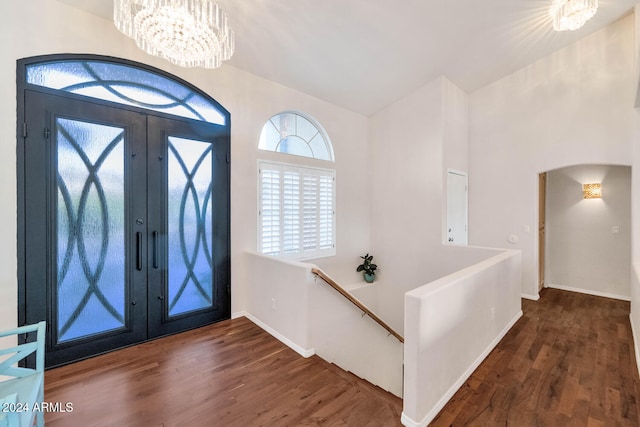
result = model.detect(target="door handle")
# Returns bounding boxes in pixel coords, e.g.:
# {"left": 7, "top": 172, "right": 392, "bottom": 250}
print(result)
{"left": 152, "top": 231, "right": 158, "bottom": 269}
{"left": 136, "top": 232, "right": 142, "bottom": 271}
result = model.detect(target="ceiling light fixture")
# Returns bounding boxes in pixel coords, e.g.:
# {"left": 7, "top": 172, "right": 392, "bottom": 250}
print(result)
{"left": 549, "top": 0, "right": 598, "bottom": 31}
{"left": 114, "top": 0, "right": 234, "bottom": 69}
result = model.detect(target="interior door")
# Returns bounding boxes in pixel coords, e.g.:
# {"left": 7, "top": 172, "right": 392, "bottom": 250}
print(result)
{"left": 446, "top": 170, "right": 468, "bottom": 245}
{"left": 22, "top": 91, "right": 230, "bottom": 367}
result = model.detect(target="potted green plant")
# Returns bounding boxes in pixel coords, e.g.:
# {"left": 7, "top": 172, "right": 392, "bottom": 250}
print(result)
{"left": 356, "top": 253, "right": 378, "bottom": 283}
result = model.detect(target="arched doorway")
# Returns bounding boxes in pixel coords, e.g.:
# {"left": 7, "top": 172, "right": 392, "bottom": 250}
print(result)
{"left": 17, "top": 55, "right": 230, "bottom": 367}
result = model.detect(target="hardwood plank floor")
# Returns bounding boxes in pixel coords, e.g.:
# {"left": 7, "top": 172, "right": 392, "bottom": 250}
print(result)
{"left": 44, "top": 316, "right": 403, "bottom": 427}
{"left": 431, "top": 288, "right": 640, "bottom": 426}
{"left": 44, "top": 288, "right": 640, "bottom": 426}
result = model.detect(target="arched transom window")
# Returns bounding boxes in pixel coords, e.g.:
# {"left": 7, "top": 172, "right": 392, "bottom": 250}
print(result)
{"left": 259, "top": 112, "right": 334, "bottom": 161}
{"left": 25, "top": 59, "right": 226, "bottom": 125}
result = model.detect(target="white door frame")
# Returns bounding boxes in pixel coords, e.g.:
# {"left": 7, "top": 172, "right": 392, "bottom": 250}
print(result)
{"left": 446, "top": 169, "right": 468, "bottom": 245}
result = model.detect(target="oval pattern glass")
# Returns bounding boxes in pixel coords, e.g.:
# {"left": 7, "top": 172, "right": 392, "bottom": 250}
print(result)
{"left": 56, "top": 118, "right": 126, "bottom": 342}
{"left": 26, "top": 60, "right": 226, "bottom": 125}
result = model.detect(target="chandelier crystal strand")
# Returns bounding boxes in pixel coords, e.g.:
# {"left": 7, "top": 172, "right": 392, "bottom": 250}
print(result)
{"left": 114, "top": 0, "right": 234, "bottom": 68}
{"left": 549, "top": 0, "right": 598, "bottom": 32}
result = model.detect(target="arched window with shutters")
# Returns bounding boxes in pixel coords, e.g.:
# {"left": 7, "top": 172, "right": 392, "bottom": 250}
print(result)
{"left": 257, "top": 111, "right": 336, "bottom": 260}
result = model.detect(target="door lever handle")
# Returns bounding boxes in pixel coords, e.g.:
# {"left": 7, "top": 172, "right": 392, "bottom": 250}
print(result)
{"left": 136, "top": 232, "right": 142, "bottom": 271}
{"left": 152, "top": 231, "right": 158, "bottom": 269}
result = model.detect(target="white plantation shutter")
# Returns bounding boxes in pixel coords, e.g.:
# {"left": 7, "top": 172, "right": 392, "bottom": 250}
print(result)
{"left": 283, "top": 171, "right": 301, "bottom": 254}
{"left": 303, "top": 174, "right": 318, "bottom": 252}
{"left": 319, "top": 174, "right": 334, "bottom": 250}
{"left": 259, "top": 161, "right": 335, "bottom": 260}
{"left": 259, "top": 168, "right": 281, "bottom": 255}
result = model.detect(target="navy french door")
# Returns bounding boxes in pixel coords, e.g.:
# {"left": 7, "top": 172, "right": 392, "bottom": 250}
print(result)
{"left": 22, "top": 91, "right": 230, "bottom": 367}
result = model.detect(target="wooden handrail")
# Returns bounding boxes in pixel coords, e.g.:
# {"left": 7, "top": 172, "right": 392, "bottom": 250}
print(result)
{"left": 311, "top": 267, "right": 404, "bottom": 343}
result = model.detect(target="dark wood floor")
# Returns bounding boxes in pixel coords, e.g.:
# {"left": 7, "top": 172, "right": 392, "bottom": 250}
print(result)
{"left": 44, "top": 316, "right": 403, "bottom": 426}
{"left": 44, "top": 288, "right": 640, "bottom": 426}
{"left": 432, "top": 288, "right": 640, "bottom": 426}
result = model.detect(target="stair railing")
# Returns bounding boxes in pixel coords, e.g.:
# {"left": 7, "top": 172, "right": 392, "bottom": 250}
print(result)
{"left": 311, "top": 267, "right": 404, "bottom": 343}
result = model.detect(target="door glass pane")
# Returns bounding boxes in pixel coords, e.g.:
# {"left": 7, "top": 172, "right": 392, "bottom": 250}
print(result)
{"left": 56, "top": 118, "right": 126, "bottom": 342}
{"left": 26, "top": 60, "right": 226, "bottom": 125}
{"left": 167, "top": 136, "right": 214, "bottom": 316}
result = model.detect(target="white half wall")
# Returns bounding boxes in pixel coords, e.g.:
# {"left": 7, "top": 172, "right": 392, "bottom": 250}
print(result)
{"left": 242, "top": 252, "right": 404, "bottom": 397}
{"left": 237, "top": 253, "right": 314, "bottom": 356}
{"left": 308, "top": 271, "right": 404, "bottom": 397}
{"left": 350, "top": 244, "right": 504, "bottom": 335}
{"left": 402, "top": 249, "right": 522, "bottom": 427}
{"left": 469, "top": 14, "right": 636, "bottom": 298}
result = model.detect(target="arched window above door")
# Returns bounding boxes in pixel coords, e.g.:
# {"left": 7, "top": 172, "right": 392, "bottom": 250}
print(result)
{"left": 25, "top": 57, "right": 226, "bottom": 125}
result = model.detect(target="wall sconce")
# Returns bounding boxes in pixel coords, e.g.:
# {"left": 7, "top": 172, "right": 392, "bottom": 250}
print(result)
{"left": 582, "top": 183, "right": 602, "bottom": 199}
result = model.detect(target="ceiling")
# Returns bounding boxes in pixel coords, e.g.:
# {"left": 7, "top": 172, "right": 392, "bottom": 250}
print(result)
{"left": 59, "top": 0, "right": 638, "bottom": 115}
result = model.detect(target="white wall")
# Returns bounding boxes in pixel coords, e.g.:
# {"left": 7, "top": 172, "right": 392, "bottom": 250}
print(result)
{"left": 368, "top": 76, "right": 469, "bottom": 291}
{"left": 546, "top": 165, "right": 631, "bottom": 300}
{"left": 368, "top": 77, "right": 443, "bottom": 289}
{"left": 442, "top": 79, "right": 469, "bottom": 244}
{"left": 402, "top": 249, "right": 522, "bottom": 427}
{"left": 630, "top": 5, "right": 640, "bottom": 377}
{"left": 0, "top": 0, "right": 371, "bottom": 332}
{"left": 442, "top": 79, "right": 469, "bottom": 174}
{"left": 469, "top": 14, "right": 636, "bottom": 299}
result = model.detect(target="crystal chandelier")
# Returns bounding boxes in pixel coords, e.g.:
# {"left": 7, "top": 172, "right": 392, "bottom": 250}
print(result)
{"left": 549, "top": 0, "right": 598, "bottom": 31}
{"left": 114, "top": 0, "right": 234, "bottom": 68}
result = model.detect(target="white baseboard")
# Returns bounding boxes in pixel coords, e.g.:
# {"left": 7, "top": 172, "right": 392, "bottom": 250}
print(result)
{"left": 546, "top": 283, "right": 631, "bottom": 302}
{"left": 401, "top": 310, "right": 523, "bottom": 427}
{"left": 231, "top": 311, "right": 245, "bottom": 320}
{"left": 400, "top": 412, "right": 421, "bottom": 427}
{"left": 521, "top": 293, "right": 540, "bottom": 301}
{"left": 630, "top": 313, "right": 640, "bottom": 379}
{"left": 232, "top": 311, "right": 315, "bottom": 358}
